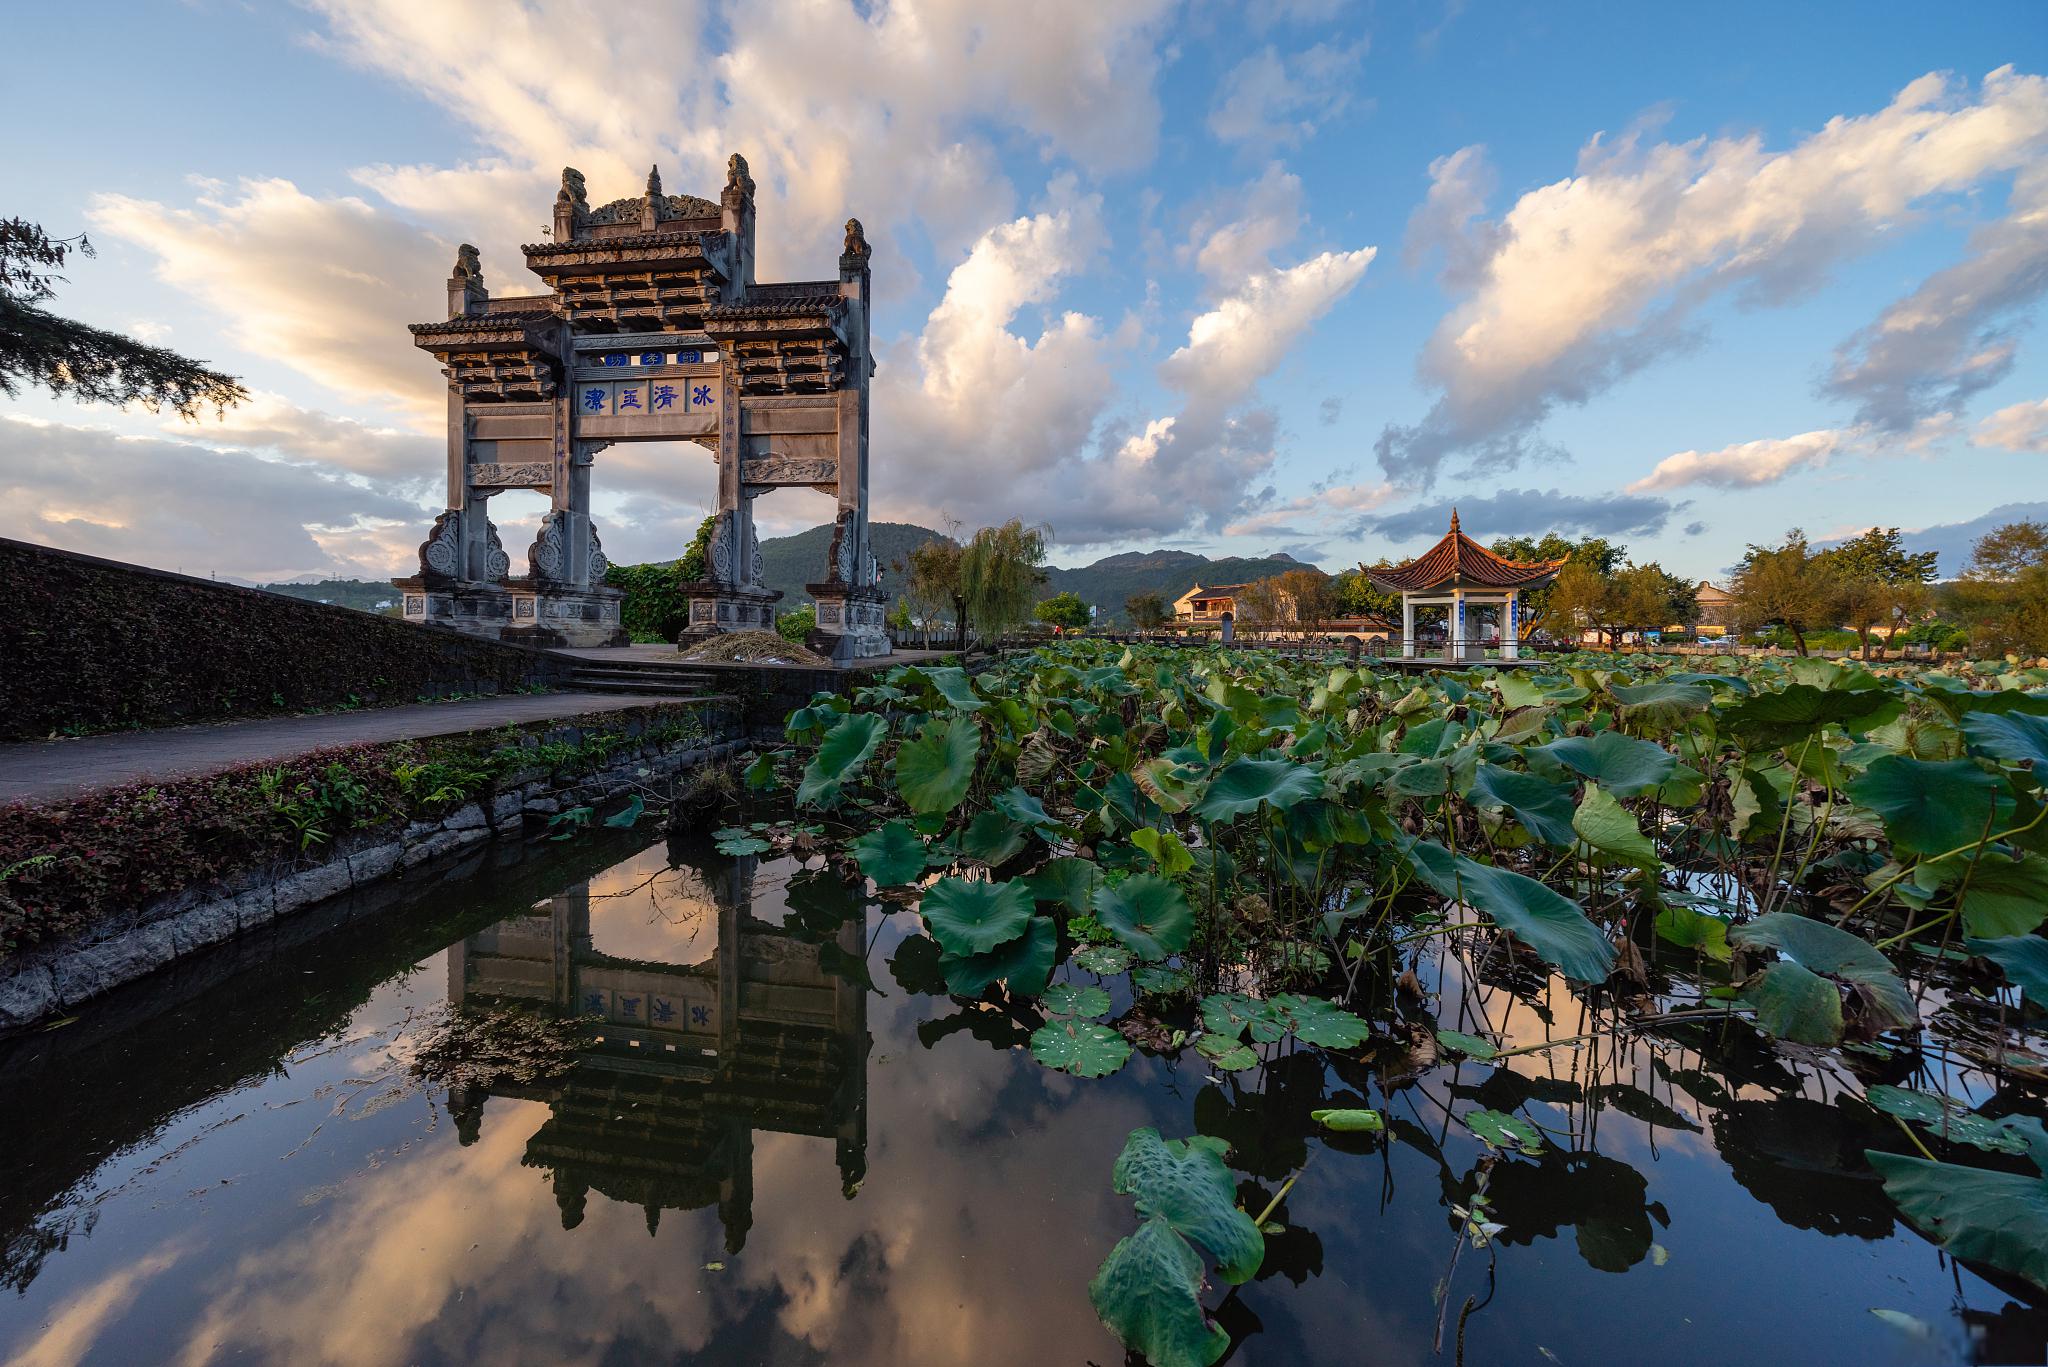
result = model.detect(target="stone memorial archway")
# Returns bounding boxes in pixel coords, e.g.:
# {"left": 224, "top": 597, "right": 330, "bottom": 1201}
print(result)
{"left": 394, "top": 157, "right": 888, "bottom": 661}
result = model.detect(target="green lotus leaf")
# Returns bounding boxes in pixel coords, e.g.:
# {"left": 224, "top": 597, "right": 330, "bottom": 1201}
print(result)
{"left": 1312, "top": 1107, "right": 1385, "bottom": 1133}
{"left": 1435, "top": 1029, "right": 1499, "bottom": 1060}
{"left": 1572, "top": 783, "right": 1662, "bottom": 871}
{"left": 1194, "top": 1034, "right": 1259, "bottom": 1071}
{"left": 1732, "top": 911, "right": 1915, "bottom": 1033}
{"left": 1094, "top": 874, "right": 1196, "bottom": 961}
{"left": 849, "top": 820, "right": 925, "bottom": 886}
{"left": 922, "top": 665, "right": 986, "bottom": 711}
{"left": 1492, "top": 672, "right": 1551, "bottom": 709}
{"left": 1535, "top": 732, "right": 1678, "bottom": 798}
{"left": 1043, "top": 982, "right": 1112, "bottom": 1017}
{"left": 920, "top": 876, "right": 1034, "bottom": 956}
{"left": 1653, "top": 904, "right": 1732, "bottom": 961}
{"left": 1266, "top": 993, "right": 1371, "bottom": 1048}
{"left": 995, "top": 785, "right": 1064, "bottom": 836}
{"left": 1961, "top": 710, "right": 2048, "bottom": 777}
{"left": 1133, "top": 964, "right": 1194, "bottom": 996}
{"left": 1966, "top": 934, "right": 2048, "bottom": 1004}
{"left": 893, "top": 714, "right": 981, "bottom": 816}
{"left": 1867, "top": 1150, "right": 2048, "bottom": 1290}
{"left": 1723, "top": 682, "right": 1900, "bottom": 748}
{"left": 1866, "top": 1086, "right": 2033, "bottom": 1155}
{"left": 743, "top": 752, "right": 778, "bottom": 791}
{"left": 1846, "top": 756, "right": 2010, "bottom": 857}
{"left": 1958, "top": 852, "right": 2048, "bottom": 938}
{"left": 1748, "top": 960, "right": 1844, "bottom": 1045}
{"left": 1469, "top": 763, "right": 1577, "bottom": 848}
{"left": 1072, "top": 942, "right": 1136, "bottom": 975}
{"left": 713, "top": 834, "right": 773, "bottom": 857}
{"left": 941, "top": 914, "right": 1056, "bottom": 996}
{"left": 1088, "top": 1215, "right": 1228, "bottom": 1367}
{"left": 1133, "top": 756, "right": 1205, "bottom": 813}
{"left": 1030, "top": 1018, "right": 1132, "bottom": 1077}
{"left": 1608, "top": 680, "right": 1711, "bottom": 727}
{"left": 1199, "top": 992, "right": 1285, "bottom": 1044}
{"left": 1194, "top": 757, "right": 1325, "bottom": 822}
{"left": 1404, "top": 840, "right": 1617, "bottom": 984}
{"left": 1131, "top": 826, "right": 1196, "bottom": 877}
{"left": 958, "top": 809, "right": 1029, "bottom": 866}
{"left": 1110, "top": 1128, "right": 1264, "bottom": 1283}
{"left": 1465, "top": 1108, "right": 1545, "bottom": 1154}
{"left": 1388, "top": 759, "right": 1450, "bottom": 797}
{"left": 795, "top": 711, "right": 886, "bottom": 808}
{"left": 1024, "top": 856, "right": 1104, "bottom": 916}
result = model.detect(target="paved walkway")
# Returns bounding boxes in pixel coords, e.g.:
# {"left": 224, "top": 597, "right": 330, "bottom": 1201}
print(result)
{"left": 0, "top": 693, "right": 669, "bottom": 805}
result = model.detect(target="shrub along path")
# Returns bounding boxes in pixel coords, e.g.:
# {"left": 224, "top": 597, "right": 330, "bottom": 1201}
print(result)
{"left": 0, "top": 694, "right": 665, "bottom": 804}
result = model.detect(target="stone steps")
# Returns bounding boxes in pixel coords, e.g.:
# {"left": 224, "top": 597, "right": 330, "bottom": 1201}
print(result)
{"left": 567, "top": 659, "right": 724, "bottom": 698}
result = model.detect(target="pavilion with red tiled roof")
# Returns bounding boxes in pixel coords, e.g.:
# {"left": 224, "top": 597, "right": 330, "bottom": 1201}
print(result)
{"left": 1366, "top": 509, "right": 1566, "bottom": 662}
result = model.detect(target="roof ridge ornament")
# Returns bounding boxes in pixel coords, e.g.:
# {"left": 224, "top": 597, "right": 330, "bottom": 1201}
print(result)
{"left": 726, "top": 152, "right": 755, "bottom": 198}
{"left": 646, "top": 163, "right": 662, "bottom": 199}
{"left": 1449, "top": 506, "right": 1460, "bottom": 535}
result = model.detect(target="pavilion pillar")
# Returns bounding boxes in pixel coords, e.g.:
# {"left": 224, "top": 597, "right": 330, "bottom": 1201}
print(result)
{"left": 1401, "top": 596, "right": 1415, "bottom": 658}
{"left": 1450, "top": 590, "right": 1466, "bottom": 663}
{"left": 1504, "top": 591, "right": 1520, "bottom": 660}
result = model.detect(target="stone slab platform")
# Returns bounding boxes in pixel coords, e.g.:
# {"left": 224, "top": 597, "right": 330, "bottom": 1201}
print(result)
{"left": 0, "top": 693, "right": 675, "bottom": 806}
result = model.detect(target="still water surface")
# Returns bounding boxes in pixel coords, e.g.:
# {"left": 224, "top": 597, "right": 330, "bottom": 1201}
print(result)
{"left": 1, "top": 829, "right": 2042, "bottom": 1365}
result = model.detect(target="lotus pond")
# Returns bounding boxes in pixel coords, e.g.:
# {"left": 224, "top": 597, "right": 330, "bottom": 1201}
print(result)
{"left": 3, "top": 641, "right": 2047, "bottom": 1366}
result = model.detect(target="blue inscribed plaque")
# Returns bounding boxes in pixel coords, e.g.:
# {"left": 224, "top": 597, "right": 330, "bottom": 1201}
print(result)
{"left": 639, "top": 352, "right": 662, "bottom": 365}
{"left": 677, "top": 348, "right": 702, "bottom": 364}
{"left": 602, "top": 352, "right": 627, "bottom": 367}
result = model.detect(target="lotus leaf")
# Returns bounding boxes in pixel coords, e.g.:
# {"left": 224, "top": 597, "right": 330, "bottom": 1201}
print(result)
{"left": 849, "top": 820, "right": 925, "bottom": 886}
{"left": 1405, "top": 840, "right": 1617, "bottom": 984}
{"left": 796, "top": 711, "right": 886, "bottom": 807}
{"left": 1536, "top": 732, "right": 1678, "bottom": 798}
{"left": 1966, "top": 934, "right": 2048, "bottom": 1004}
{"left": 1312, "top": 1108, "right": 1385, "bottom": 1132}
{"left": 1265, "top": 994, "right": 1371, "bottom": 1048}
{"left": 940, "top": 915, "right": 1057, "bottom": 997}
{"left": 1747, "top": 960, "right": 1844, "bottom": 1045}
{"left": 893, "top": 714, "right": 980, "bottom": 815}
{"left": 920, "top": 876, "right": 1034, "bottom": 956}
{"left": 1866, "top": 1086, "right": 2033, "bottom": 1155}
{"left": 1468, "top": 763, "right": 1578, "bottom": 848}
{"left": 1131, "top": 826, "right": 1196, "bottom": 877}
{"left": 922, "top": 666, "right": 986, "bottom": 711}
{"left": 1025, "top": 856, "right": 1104, "bottom": 916}
{"left": 1961, "top": 710, "right": 2048, "bottom": 778}
{"left": 1031, "top": 1019, "right": 1132, "bottom": 1077}
{"left": 958, "top": 809, "right": 1029, "bottom": 866}
{"left": 1572, "top": 783, "right": 1662, "bottom": 871}
{"left": 1435, "top": 1029, "right": 1499, "bottom": 1060}
{"left": 1072, "top": 943, "right": 1135, "bottom": 975}
{"left": 1194, "top": 1034, "right": 1259, "bottom": 1071}
{"left": 1732, "top": 912, "right": 1914, "bottom": 1034}
{"left": 1868, "top": 1148, "right": 2048, "bottom": 1291}
{"left": 1847, "top": 756, "right": 2010, "bottom": 857}
{"left": 713, "top": 834, "right": 773, "bottom": 857}
{"left": 1465, "top": 1108, "right": 1545, "bottom": 1154}
{"left": 994, "top": 785, "right": 1064, "bottom": 836}
{"left": 1043, "top": 982, "right": 1112, "bottom": 1017}
{"left": 1094, "top": 874, "right": 1196, "bottom": 961}
{"left": 1723, "top": 682, "right": 1900, "bottom": 748}
{"left": 1194, "top": 758, "right": 1324, "bottom": 821}
{"left": 1958, "top": 852, "right": 2048, "bottom": 938}
{"left": 1089, "top": 1216, "right": 1228, "bottom": 1367}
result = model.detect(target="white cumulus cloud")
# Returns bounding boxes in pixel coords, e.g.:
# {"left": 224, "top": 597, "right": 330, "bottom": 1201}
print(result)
{"left": 1974, "top": 396, "right": 2048, "bottom": 451}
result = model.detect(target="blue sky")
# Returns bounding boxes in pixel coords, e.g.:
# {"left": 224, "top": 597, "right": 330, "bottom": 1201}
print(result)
{"left": 3, "top": 0, "right": 2044, "bottom": 584}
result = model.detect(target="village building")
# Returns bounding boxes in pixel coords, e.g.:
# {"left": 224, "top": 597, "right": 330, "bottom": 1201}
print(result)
{"left": 394, "top": 158, "right": 887, "bottom": 661}
{"left": 1693, "top": 580, "right": 1734, "bottom": 637}
{"left": 1171, "top": 582, "right": 1251, "bottom": 625}
{"left": 1367, "top": 510, "right": 1565, "bottom": 662}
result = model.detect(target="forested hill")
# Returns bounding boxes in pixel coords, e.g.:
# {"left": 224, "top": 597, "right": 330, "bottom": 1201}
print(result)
{"left": 759, "top": 521, "right": 955, "bottom": 610}
{"left": 257, "top": 579, "right": 401, "bottom": 613}
{"left": 1043, "top": 550, "right": 1318, "bottom": 622}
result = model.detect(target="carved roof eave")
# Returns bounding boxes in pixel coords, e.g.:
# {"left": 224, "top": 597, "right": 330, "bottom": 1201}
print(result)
{"left": 408, "top": 313, "right": 562, "bottom": 358}
{"left": 702, "top": 296, "right": 849, "bottom": 344}
{"left": 521, "top": 231, "right": 729, "bottom": 279}
{"left": 1367, "top": 533, "right": 1567, "bottom": 594}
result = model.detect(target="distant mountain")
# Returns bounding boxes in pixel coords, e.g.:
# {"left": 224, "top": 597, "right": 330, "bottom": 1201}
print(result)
{"left": 1044, "top": 549, "right": 1325, "bottom": 623}
{"left": 1820, "top": 502, "right": 2048, "bottom": 578}
{"left": 257, "top": 578, "right": 401, "bottom": 613}
{"left": 758, "top": 521, "right": 955, "bottom": 610}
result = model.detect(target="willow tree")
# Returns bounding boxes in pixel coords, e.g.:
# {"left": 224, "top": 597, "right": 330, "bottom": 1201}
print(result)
{"left": 957, "top": 520, "right": 1049, "bottom": 648}
{"left": 1, "top": 218, "right": 246, "bottom": 416}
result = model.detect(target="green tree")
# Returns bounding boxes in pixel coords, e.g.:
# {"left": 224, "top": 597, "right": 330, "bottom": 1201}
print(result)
{"left": 1603, "top": 562, "right": 1698, "bottom": 642}
{"left": 1234, "top": 578, "right": 1285, "bottom": 635}
{"left": 677, "top": 515, "right": 716, "bottom": 582}
{"left": 1545, "top": 561, "right": 1611, "bottom": 646}
{"left": 1336, "top": 565, "right": 1401, "bottom": 620}
{"left": 1, "top": 218, "right": 247, "bottom": 416}
{"left": 1819, "top": 526, "right": 1939, "bottom": 585}
{"left": 776, "top": 604, "right": 817, "bottom": 643}
{"left": 1124, "top": 591, "right": 1170, "bottom": 629}
{"left": 958, "top": 519, "right": 1050, "bottom": 648}
{"left": 1944, "top": 520, "right": 2048, "bottom": 657}
{"left": 905, "top": 536, "right": 967, "bottom": 647}
{"left": 1034, "top": 590, "right": 1092, "bottom": 629}
{"left": 1731, "top": 530, "right": 1839, "bottom": 656}
{"left": 1489, "top": 534, "right": 1624, "bottom": 640}
{"left": 1962, "top": 520, "right": 2048, "bottom": 582}
{"left": 1275, "top": 567, "right": 1340, "bottom": 637}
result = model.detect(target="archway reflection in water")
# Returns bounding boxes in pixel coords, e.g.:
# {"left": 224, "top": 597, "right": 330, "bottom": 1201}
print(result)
{"left": 0, "top": 829, "right": 2042, "bottom": 1365}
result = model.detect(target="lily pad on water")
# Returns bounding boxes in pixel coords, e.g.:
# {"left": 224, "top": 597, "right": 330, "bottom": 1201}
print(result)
{"left": 1312, "top": 1107, "right": 1385, "bottom": 1133}
{"left": 1072, "top": 942, "right": 1135, "bottom": 975}
{"left": 1030, "top": 1019, "right": 1132, "bottom": 1077}
{"left": 849, "top": 820, "right": 925, "bottom": 886}
{"left": 1043, "top": 982, "right": 1112, "bottom": 1018}
{"left": 919, "top": 876, "right": 1034, "bottom": 956}
{"left": 1435, "top": 1029, "right": 1499, "bottom": 1061}
{"left": 1134, "top": 964, "right": 1193, "bottom": 997}
{"left": 1194, "top": 1033, "right": 1259, "bottom": 1071}
{"left": 714, "top": 834, "right": 773, "bottom": 857}
{"left": 1094, "top": 874, "right": 1196, "bottom": 961}
{"left": 1200, "top": 992, "right": 1286, "bottom": 1044}
{"left": 1465, "top": 1107, "right": 1545, "bottom": 1154}
{"left": 893, "top": 714, "right": 980, "bottom": 816}
{"left": 1865, "top": 1085, "right": 2033, "bottom": 1155}
{"left": 1266, "top": 994, "right": 1371, "bottom": 1048}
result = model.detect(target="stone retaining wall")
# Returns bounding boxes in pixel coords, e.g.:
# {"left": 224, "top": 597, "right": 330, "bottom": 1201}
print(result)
{"left": 0, "top": 736, "right": 750, "bottom": 1035}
